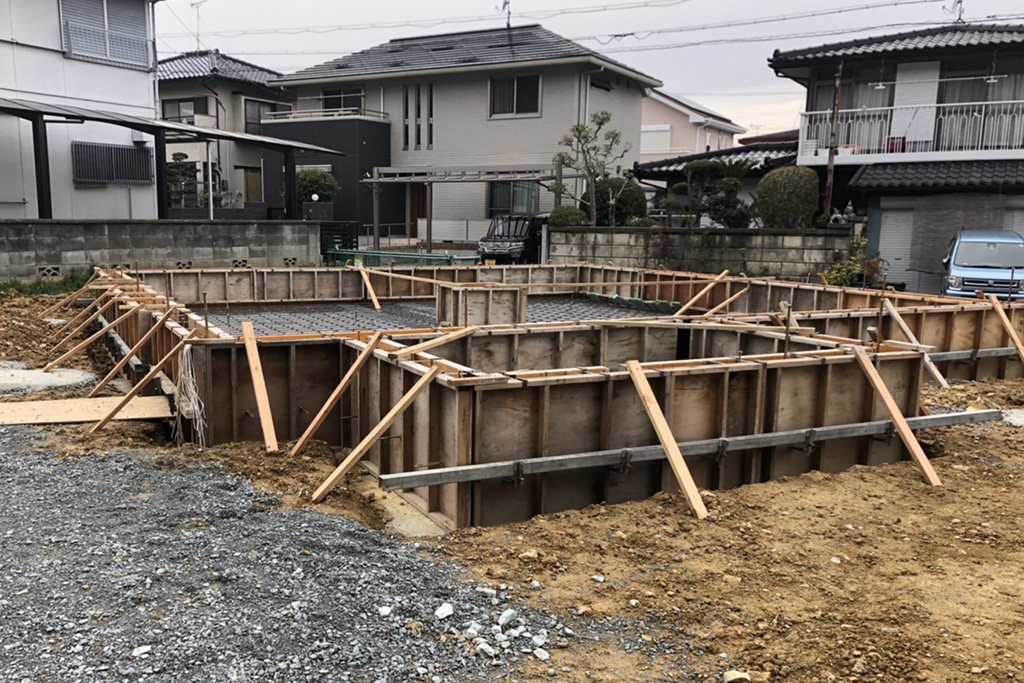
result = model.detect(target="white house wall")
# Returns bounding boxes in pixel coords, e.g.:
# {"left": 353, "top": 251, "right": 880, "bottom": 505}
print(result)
{"left": 0, "top": 0, "right": 158, "bottom": 219}
{"left": 292, "top": 64, "right": 644, "bottom": 237}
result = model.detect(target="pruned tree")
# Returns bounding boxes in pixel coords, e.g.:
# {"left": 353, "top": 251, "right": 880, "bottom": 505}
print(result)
{"left": 548, "top": 110, "right": 632, "bottom": 227}
{"left": 167, "top": 152, "right": 198, "bottom": 209}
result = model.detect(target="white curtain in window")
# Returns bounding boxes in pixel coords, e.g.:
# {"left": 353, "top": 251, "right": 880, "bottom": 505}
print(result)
{"left": 491, "top": 78, "right": 515, "bottom": 115}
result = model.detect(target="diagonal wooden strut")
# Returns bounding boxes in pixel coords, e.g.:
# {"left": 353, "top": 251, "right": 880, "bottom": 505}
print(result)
{"left": 881, "top": 299, "right": 948, "bottom": 388}
{"left": 311, "top": 365, "right": 440, "bottom": 503}
{"left": 43, "top": 304, "right": 139, "bottom": 372}
{"left": 673, "top": 270, "right": 729, "bottom": 317}
{"left": 850, "top": 346, "right": 941, "bottom": 486}
{"left": 700, "top": 286, "right": 749, "bottom": 317}
{"left": 89, "top": 329, "right": 198, "bottom": 434}
{"left": 625, "top": 360, "right": 709, "bottom": 519}
{"left": 39, "top": 270, "right": 100, "bottom": 318}
{"left": 391, "top": 326, "right": 480, "bottom": 359}
{"left": 241, "top": 321, "right": 279, "bottom": 452}
{"left": 987, "top": 295, "right": 1024, "bottom": 365}
{"left": 289, "top": 331, "right": 384, "bottom": 457}
{"left": 88, "top": 307, "right": 177, "bottom": 398}
{"left": 359, "top": 268, "right": 381, "bottom": 311}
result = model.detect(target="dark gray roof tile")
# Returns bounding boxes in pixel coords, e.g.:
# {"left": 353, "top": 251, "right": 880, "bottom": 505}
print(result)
{"left": 159, "top": 50, "right": 282, "bottom": 85}
{"left": 770, "top": 24, "right": 1024, "bottom": 68}
{"left": 634, "top": 142, "right": 797, "bottom": 177}
{"left": 848, "top": 161, "right": 1024, "bottom": 191}
{"left": 272, "top": 24, "right": 657, "bottom": 85}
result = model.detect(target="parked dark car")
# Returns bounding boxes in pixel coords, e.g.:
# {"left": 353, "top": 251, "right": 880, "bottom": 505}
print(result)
{"left": 477, "top": 213, "right": 549, "bottom": 264}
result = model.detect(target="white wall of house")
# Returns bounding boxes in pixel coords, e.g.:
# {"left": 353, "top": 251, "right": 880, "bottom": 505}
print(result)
{"left": 639, "top": 96, "right": 739, "bottom": 164}
{"left": 290, "top": 63, "right": 646, "bottom": 239}
{"left": 0, "top": 0, "right": 158, "bottom": 219}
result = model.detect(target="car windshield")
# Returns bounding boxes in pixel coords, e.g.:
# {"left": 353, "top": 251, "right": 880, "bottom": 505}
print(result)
{"left": 486, "top": 216, "right": 532, "bottom": 239}
{"left": 954, "top": 241, "right": 1024, "bottom": 268}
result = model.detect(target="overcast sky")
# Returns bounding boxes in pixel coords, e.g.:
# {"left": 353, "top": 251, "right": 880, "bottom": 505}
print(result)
{"left": 154, "top": 0, "right": 1024, "bottom": 135}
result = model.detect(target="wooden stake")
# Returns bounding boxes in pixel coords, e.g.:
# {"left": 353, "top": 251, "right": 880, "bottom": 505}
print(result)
{"left": 881, "top": 299, "right": 948, "bottom": 388}
{"left": 359, "top": 268, "right": 382, "bottom": 311}
{"left": 241, "top": 321, "right": 279, "bottom": 452}
{"left": 39, "top": 270, "right": 100, "bottom": 318}
{"left": 625, "top": 360, "right": 709, "bottom": 519}
{"left": 89, "top": 329, "right": 198, "bottom": 433}
{"left": 56, "top": 291, "right": 112, "bottom": 337}
{"left": 311, "top": 365, "right": 440, "bottom": 503}
{"left": 289, "top": 331, "right": 384, "bottom": 457}
{"left": 699, "top": 287, "right": 749, "bottom": 317}
{"left": 850, "top": 346, "right": 941, "bottom": 486}
{"left": 43, "top": 304, "right": 139, "bottom": 372}
{"left": 673, "top": 270, "right": 729, "bottom": 317}
{"left": 392, "top": 326, "right": 480, "bottom": 359}
{"left": 89, "top": 307, "right": 177, "bottom": 398}
{"left": 987, "top": 295, "right": 1024, "bottom": 365}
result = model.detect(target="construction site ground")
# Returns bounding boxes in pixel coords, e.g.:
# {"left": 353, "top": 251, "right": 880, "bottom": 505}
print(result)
{"left": 3, "top": 291, "right": 1024, "bottom": 682}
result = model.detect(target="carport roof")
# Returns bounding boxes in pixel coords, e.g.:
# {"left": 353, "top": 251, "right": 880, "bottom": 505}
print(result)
{"left": 0, "top": 96, "right": 342, "bottom": 155}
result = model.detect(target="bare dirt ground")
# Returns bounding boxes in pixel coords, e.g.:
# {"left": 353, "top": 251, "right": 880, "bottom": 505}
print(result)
{"left": 8, "top": 293, "right": 1024, "bottom": 682}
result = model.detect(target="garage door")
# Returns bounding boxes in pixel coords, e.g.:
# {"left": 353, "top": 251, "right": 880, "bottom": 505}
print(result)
{"left": 879, "top": 210, "right": 942, "bottom": 294}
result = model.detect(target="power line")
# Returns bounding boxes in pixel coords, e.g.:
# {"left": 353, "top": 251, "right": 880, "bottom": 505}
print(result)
{"left": 156, "top": 0, "right": 695, "bottom": 39}
{"left": 162, "top": 1, "right": 208, "bottom": 50}
{"left": 580, "top": 0, "right": 946, "bottom": 44}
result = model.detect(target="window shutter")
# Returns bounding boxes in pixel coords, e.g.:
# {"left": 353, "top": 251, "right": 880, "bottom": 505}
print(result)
{"left": 61, "top": 0, "right": 106, "bottom": 55}
{"left": 104, "top": 0, "right": 149, "bottom": 65}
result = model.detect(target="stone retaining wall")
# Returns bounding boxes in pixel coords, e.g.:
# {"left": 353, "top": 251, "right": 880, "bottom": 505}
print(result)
{"left": 0, "top": 220, "right": 320, "bottom": 280}
{"left": 548, "top": 226, "right": 855, "bottom": 279}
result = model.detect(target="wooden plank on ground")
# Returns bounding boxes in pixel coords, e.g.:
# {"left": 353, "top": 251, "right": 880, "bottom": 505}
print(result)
{"left": 88, "top": 307, "right": 177, "bottom": 398}
{"left": 392, "top": 326, "right": 480, "bottom": 359}
{"left": 289, "top": 331, "right": 384, "bottom": 456}
{"left": 673, "top": 270, "right": 729, "bottom": 317}
{"left": 987, "top": 295, "right": 1024, "bottom": 365}
{"left": 359, "top": 268, "right": 382, "bottom": 311}
{"left": 241, "top": 321, "right": 279, "bottom": 452}
{"left": 882, "top": 299, "right": 949, "bottom": 388}
{"left": 625, "top": 360, "right": 709, "bottom": 519}
{"left": 312, "top": 365, "right": 440, "bottom": 503}
{"left": 850, "top": 346, "right": 942, "bottom": 486}
{"left": 0, "top": 396, "right": 172, "bottom": 425}
{"left": 89, "top": 329, "right": 198, "bottom": 434}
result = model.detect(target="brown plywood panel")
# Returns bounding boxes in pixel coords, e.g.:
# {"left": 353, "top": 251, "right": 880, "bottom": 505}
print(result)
{"left": 477, "top": 387, "right": 539, "bottom": 463}
{"left": 467, "top": 336, "right": 514, "bottom": 373}
{"left": 559, "top": 330, "right": 600, "bottom": 368}
{"left": 547, "top": 383, "right": 603, "bottom": 455}
{"left": 514, "top": 335, "right": 559, "bottom": 371}
{"left": 645, "top": 327, "right": 678, "bottom": 362}
{"left": 669, "top": 374, "right": 721, "bottom": 442}
{"left": 292, "top": 343, "right": 343, "bottom": 446}
{"left": 607, "top": 378, "right": 658, "bottom": 449}
{"left": 604, "top": 328, "right": 644, "bottom": 368}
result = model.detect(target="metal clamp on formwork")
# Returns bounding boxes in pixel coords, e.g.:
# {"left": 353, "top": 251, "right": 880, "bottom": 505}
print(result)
{"left": 611, "top": 449, "right": 632, "bottom": 475}
{"left": 872, "top": 421, "right": 897, "bottom": 444}
{"left": 504, "top": 460, "right": 526, "bottom": 488}
{"left": 804, "top": 428, "right": 818, "bottom": 455}
{"left": 716, "top": 438, "right": 729, "bottom": 465}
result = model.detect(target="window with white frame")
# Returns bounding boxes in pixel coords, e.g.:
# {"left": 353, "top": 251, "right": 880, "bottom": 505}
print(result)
{"left": 61, "top": 0, "right": 152, "bottom": 69}
{"left": 490, "top": 75, "right": 541, "bottom": 117}
{"left": 323, "top": 87, "right": 365, "bottom": 112}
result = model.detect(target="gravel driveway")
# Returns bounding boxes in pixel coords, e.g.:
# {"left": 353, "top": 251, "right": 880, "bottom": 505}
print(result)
{"left": 0, "top": 426, "right": 567, "bottom": 682}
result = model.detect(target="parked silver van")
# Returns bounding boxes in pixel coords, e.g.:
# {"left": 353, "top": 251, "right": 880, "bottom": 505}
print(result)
{"left": 942, "top": 230, "right": 1024, "bottom": 300}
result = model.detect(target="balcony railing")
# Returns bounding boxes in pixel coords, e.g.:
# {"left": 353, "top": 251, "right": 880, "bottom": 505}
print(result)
{"left": 800, "top": 100, "right": 1024, "bottom": 160}
{"left": 65, "top": 21, "right": 154, "bottom": 70}
{"left": 264, "top": 108, "right": 390, "bottom": 122}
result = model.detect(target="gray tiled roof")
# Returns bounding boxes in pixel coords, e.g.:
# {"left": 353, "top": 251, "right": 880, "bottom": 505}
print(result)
{"left": 848, "top": 161, "right": 1024, "bottom": 191}
{"left": 159, "top": 50, "right": 282, "bottom": 85}
{"left": 770, "top": 24, "right": 1024, "bottom": 67}
{"left": 272, "top": 24, "right": 659, "bottom": 85}
{"left": 633, "top": 142, "right": 796, "bottom": 178}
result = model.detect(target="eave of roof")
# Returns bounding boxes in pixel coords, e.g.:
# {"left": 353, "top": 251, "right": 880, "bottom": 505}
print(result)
{"left": 633, "top": 141, "right": 796, "bottom": 178}
{"left": 769, "top": 23, "right": 1024, "bottom": 71}
{"left": 158, "top": 50, "right": 282, "bottom": 86}
{"left": 649, "top": 90, "right": 746, "bottom": 134}
{"left": 848, "top": 160, "right": 1024, "bottom": 193}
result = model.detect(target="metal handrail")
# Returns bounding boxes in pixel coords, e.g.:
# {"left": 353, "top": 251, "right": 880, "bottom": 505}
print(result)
{"left": 800, "top": 98, "right": 1024, "bottom": 157}
{"left": 264, "top": 108, "right": 390, "bottom": 121}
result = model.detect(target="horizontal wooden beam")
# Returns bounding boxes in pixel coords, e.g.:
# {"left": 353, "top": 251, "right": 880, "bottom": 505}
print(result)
{"left": 379, "top": 410, "right": 1000, "bottom": 490}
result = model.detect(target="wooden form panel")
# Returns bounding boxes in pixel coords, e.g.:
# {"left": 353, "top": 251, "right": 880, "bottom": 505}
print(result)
{"left": 437, "top": 287, "right": 527, "bottom": 327}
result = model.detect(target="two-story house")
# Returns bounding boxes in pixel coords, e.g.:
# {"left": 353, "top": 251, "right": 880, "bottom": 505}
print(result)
{"left": 157, "top": 49, "right": 295, "bottom": 210}
{"left": 263, "top": 24, "right": 661, "bottom": 242}
{"left": 639, "top": 90, "right": 746, "bottom": 165}
{"left": 770, "top": 24, "right": 1024, "bottom": 293}
{"left": 1, "top": 0, "right": 161, "bottom": 219}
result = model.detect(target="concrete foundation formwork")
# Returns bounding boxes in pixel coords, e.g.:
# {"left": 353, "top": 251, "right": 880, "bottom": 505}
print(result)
{"left": 80, "top": 265, "right": 1024, "bottom": 528}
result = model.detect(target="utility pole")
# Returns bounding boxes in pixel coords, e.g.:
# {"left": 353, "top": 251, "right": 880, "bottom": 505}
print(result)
{"left": 190, "top": 0, "right": 207, "bottom": 51}
{"left": 824, "top": 60, "right": 843, "bottom": 219}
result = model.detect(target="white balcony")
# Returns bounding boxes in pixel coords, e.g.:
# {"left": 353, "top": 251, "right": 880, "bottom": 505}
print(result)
{"left": 64, "top": 21, "right": 154, "bottom": 71}
{"left": 264, "top": 108, "right": 390, "bottom": 123}
{"left": 799, "top": 100, "right": 1024, "bottom": 164}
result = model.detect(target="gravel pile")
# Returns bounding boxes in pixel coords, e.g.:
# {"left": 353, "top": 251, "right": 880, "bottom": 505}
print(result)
{"left": 0, "top": 425, "right": 572, "bottom": 682}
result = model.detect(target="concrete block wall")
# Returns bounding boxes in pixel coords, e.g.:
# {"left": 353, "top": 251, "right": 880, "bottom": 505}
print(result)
{"left": 0, "top": 220, "right": 321, "bottom": 280}
{"left": 548, "top": 226, "right": 854, "bottom": 280}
